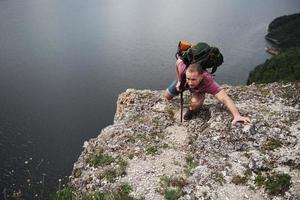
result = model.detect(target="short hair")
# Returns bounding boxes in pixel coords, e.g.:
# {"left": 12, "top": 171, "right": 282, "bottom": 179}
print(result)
{"left": 186, "top": 63, "right": 204, "bottom": 74}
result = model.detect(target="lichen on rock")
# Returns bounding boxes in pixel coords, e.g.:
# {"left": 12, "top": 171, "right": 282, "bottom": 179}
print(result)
{"left": 70, "top": 82, "right": 300, "bottom": 200}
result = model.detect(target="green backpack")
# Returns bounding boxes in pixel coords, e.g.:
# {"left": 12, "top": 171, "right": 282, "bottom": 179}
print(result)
{"left": 176, "top": 42, "right": 224, "bottom": 74}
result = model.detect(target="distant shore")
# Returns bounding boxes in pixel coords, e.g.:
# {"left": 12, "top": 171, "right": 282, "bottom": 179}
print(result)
{"left": 247, "top": 13, "right": 300, "bottom": 84}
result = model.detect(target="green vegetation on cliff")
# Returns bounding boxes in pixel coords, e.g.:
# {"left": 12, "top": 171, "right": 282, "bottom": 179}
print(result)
{"left": 247, "top": 47, "right": 300, "bottom": 84}
{"left": 247, "top": 13, "right": 300, "bottom": 84}
{"left": 51, "top": 184, "right": 144, "bottom": 200}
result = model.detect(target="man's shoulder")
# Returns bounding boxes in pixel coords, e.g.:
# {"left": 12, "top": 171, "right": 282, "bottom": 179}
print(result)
{"left": 199, "top": 71, "right": 221, "bottom": 95}
{"left": 202, "top": 70, "right": 215, "bottom": 82}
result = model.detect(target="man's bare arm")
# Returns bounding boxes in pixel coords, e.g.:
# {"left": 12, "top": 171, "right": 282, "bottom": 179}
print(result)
{"left": 214, "top": 89, "right": 250, "bottom": 124}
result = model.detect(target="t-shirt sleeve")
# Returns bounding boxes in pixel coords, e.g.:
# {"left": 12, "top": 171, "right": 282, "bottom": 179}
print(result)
{"left": 204, "top": 73, "right": 222, "bottom": 95}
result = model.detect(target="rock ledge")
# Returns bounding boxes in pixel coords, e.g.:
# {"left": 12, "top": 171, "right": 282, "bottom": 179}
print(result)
{"left": 70, "top": 83, "right": 300, "bottom": 200}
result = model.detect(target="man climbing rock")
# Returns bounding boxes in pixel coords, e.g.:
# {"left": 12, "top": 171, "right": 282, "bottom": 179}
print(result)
{"left": 165, "top": 59, "right": 250, "bottom": 124}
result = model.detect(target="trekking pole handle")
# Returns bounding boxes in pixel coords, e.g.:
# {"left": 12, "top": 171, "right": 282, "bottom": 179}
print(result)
{"left": 178, "top": 73, "right": 187, "bottom": 91}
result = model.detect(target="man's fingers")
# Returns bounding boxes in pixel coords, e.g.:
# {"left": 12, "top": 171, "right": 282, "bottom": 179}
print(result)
{"left": 232, "top": 117, "right": 251, "bottom": 125}
{"left": 245, "top": 117, "right": 251, "bottom": 123}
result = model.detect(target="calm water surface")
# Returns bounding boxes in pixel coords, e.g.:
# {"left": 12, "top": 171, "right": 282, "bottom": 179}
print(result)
{"left": 0, "top": 0, "right": 299, "bottom": 198}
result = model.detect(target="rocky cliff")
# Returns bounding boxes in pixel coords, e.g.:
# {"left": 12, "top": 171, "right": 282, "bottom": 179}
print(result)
{"left": 70, "top": 83, "right": 300, "bottom": 200}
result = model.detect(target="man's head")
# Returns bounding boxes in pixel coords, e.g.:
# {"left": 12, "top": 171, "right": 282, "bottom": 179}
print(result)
{"left": 186, "top": 63, "right": 204, "bottom": 89}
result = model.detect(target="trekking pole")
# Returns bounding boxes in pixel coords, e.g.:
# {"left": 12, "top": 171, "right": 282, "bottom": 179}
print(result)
{"left": 179, "top": 73, "right": 186, "bottom": 123}
{"left": 180, "top": 91, "right": 183, "bottom": 122}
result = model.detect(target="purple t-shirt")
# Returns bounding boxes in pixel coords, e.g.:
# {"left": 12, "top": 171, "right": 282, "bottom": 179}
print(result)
{"left": 177, "top": 59, "right": 221, "bottom": 95}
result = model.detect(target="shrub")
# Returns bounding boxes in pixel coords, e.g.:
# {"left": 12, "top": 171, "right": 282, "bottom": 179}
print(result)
{"left": 265, "top": 173, "right": 291, "bottom": 195}
{"left": 184, "top": 155, "right": 198, "bottom": 175}
{"left": 255, "top": 175, "right": 266, "bottom": 187}
{"left": 146, "top": 145, "right": 158, "bottom": 155}
{"left": 50, "top": 187, "right": 76, "bottom": 200}
{"left": 89, "top": 149, "right": 115, "bottom": 167}
{"left": 254, "top": 173, "right": 291, "bottom": 196}
{"left": 159, "top": 176, "right": 186, "bottom": 200}
{"left": 261, "top": 138, "right": 282, "bottom": 151}
{"left": 210, "top": 172, "right": 225, "bottom": 185}
{"left": 164, "top": 188, "right": 182, "bottom": 200}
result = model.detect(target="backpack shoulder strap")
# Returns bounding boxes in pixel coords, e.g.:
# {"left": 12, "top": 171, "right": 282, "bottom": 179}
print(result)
{"left": 210, "top": 65, "right": 218, "bottom": 74}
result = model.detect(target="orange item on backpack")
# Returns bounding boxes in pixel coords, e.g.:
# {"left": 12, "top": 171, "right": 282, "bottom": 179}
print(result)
{"left": 178, "top": 41, "right": 192, "bottom": 52}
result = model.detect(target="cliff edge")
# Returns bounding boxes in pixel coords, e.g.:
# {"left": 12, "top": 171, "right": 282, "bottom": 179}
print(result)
{"left": 70, "top": 83, "right": 300, "bottom": 200}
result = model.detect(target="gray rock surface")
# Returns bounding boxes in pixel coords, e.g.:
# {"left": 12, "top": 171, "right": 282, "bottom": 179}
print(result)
{"left": 70, "top": 82, "right": 300, "bottom": 199}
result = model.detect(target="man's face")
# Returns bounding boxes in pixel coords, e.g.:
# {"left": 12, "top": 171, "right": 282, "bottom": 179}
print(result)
{"left": 186, "top": 71, "right": 203, "bottom": 89}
